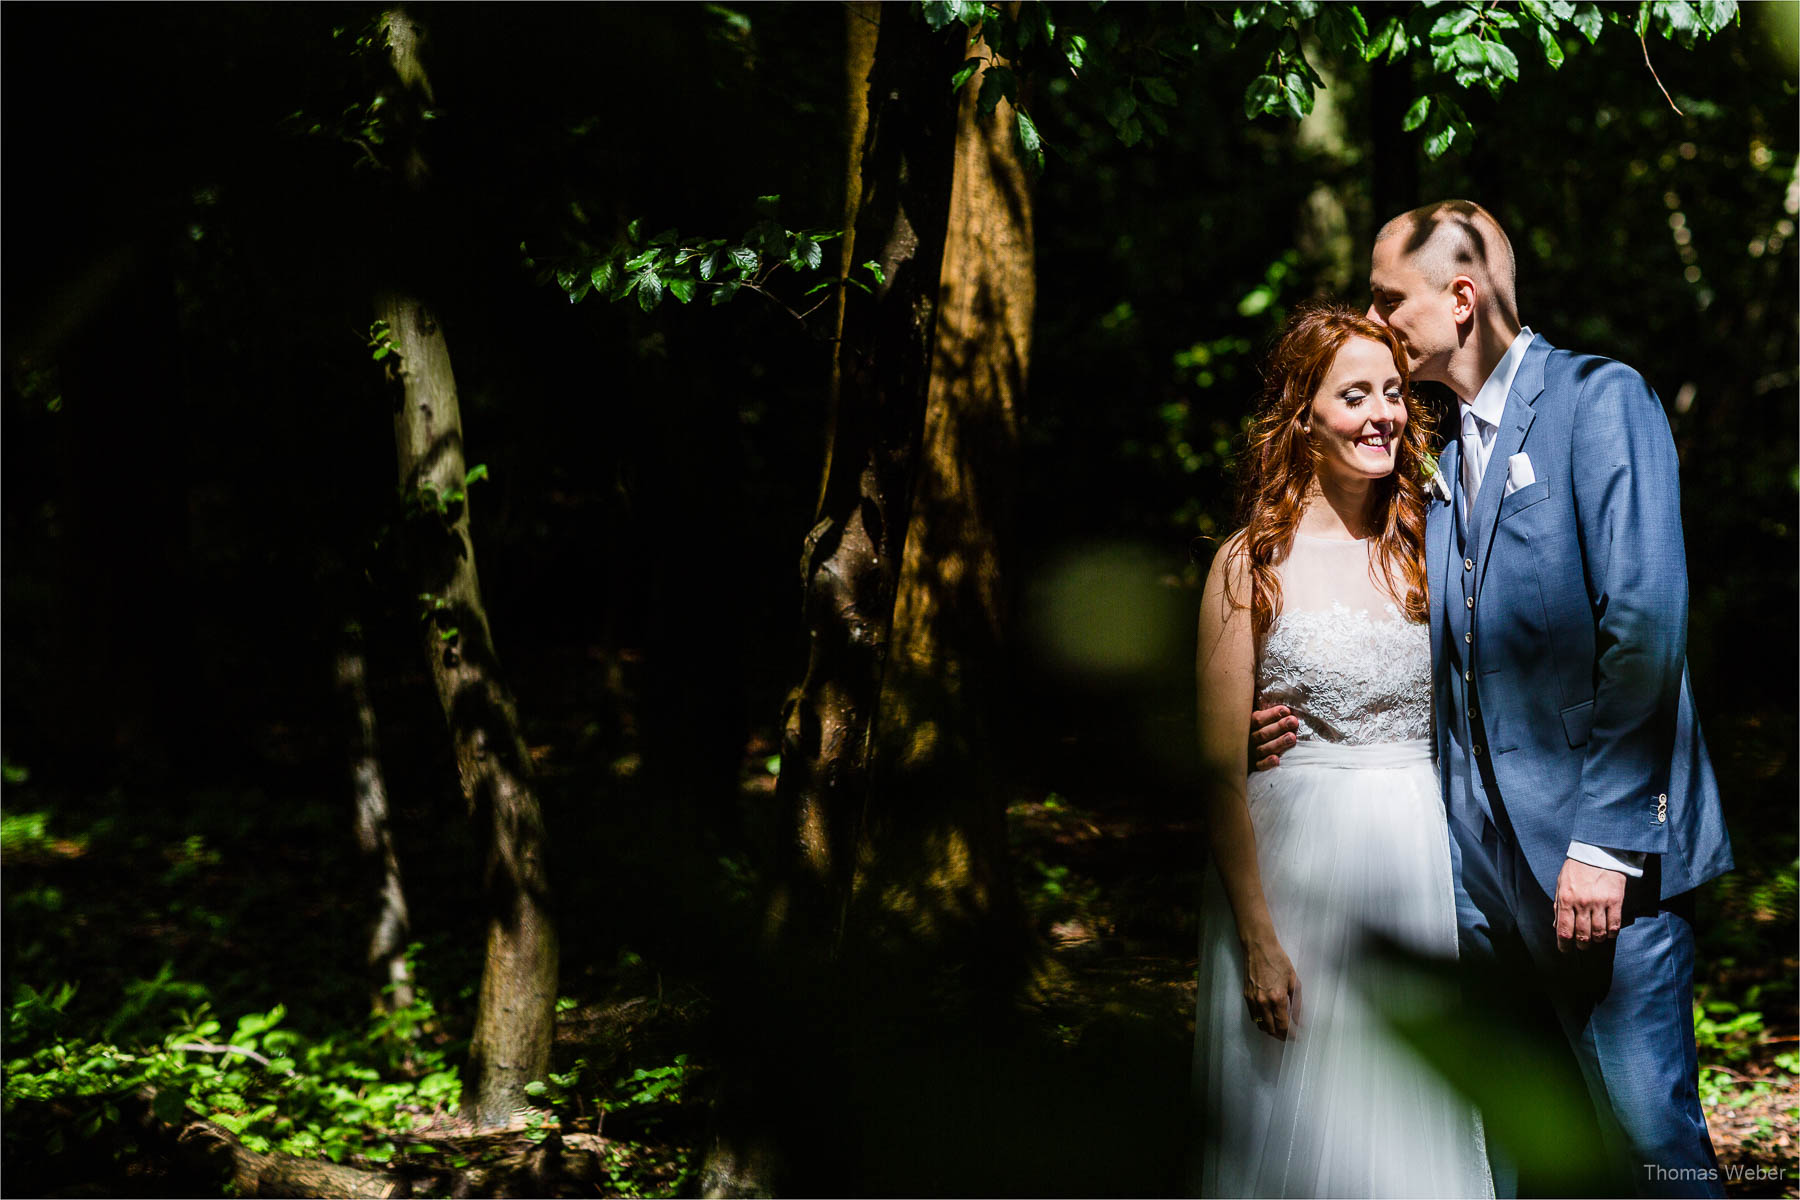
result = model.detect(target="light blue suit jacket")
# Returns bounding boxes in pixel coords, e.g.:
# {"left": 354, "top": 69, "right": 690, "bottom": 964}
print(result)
{"left": 1427, "top": 334, "right": 1733, "bottom": 902}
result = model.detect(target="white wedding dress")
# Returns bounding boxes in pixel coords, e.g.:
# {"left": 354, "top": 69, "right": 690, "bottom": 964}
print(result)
{"left": 1192, "top": 534, "right": 1493, "bottom": 1198}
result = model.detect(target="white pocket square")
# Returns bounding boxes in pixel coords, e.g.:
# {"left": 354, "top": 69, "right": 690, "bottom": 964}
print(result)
{"left": 1505, "top": 451, "right": 1536, "bottom": 497}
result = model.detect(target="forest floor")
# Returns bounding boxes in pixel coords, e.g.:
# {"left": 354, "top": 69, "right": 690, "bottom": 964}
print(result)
{"left": 1, "top": 692, "right": 1793, "bottom": 1197}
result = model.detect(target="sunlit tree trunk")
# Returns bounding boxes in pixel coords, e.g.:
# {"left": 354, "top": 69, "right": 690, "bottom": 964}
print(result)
{"left": 768, "top": 0, "right": 964, "bottom": 948}
{"left": 866, "top": 15, "right": 1036, "bottom": 979}
{"left": 335, "top": 622, "right": 416, "bottom": 1012}
{"left": 378, "top": 7, "right": 557, "bottom": 1131}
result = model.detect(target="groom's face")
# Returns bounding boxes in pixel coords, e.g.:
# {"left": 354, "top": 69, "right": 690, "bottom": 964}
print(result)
{"left": 1366, "top": 239, "right": 1457, "bottom": 385}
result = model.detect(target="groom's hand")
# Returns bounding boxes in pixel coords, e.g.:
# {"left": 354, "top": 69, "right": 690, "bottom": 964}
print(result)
{"left": 1554, "top": 858, "right": 1626, "bottom": 952}
{"left": 1249, "top": 705, "right": 1298, "bottom": 771}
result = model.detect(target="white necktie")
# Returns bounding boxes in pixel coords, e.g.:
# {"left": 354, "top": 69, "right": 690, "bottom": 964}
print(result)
{"left": 1460, "top": 407, "right": 1489, "bottom": 521}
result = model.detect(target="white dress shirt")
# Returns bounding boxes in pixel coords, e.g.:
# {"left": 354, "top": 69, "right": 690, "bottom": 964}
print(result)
{"left": 1460, "top": 327, "right": 1645, "bottom": 880}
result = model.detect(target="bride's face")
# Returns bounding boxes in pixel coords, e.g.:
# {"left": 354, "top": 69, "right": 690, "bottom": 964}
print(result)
{"left": 1307, "top": 336, "right": 1407, "bottom": 486}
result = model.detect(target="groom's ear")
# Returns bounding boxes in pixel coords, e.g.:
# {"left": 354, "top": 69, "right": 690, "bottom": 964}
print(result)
{"left": 1449, "top": 275, "right": 1477, "bottom": 326}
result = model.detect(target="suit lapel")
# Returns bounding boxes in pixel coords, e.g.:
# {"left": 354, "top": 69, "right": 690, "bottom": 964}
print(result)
{"left": 1427, "top": 437, "right": 1459, "bottom": 676}
{"left": 1469, "top": 338, "right": 1550, "bottom": 575}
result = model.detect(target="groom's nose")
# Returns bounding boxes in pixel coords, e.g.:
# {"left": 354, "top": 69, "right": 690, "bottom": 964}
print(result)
{"left": 1365, "top": 301, "right": 1384, "bottom": 324}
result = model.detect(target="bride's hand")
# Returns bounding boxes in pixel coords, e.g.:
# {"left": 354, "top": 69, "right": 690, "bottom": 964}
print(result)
{"left": 1242, "top": 937, "right": 1302, "bottom": 1041}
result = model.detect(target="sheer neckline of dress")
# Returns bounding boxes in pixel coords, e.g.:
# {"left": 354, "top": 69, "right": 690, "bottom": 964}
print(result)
{"left": 1292, "top": 531, "right": 1369, "bottom": 544}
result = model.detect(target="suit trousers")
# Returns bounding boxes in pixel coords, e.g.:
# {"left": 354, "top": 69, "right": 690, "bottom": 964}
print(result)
{"left": 1449, "top": 746, "right": 1722, "bottom": 1199}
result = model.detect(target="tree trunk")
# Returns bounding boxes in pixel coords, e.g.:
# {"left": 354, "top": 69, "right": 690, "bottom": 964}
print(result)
{"left": 866, "top": 15, "right": 1036, "bottom": 979}
{"left": 768, "top": 1, "right": 965, "bottom": 948}
{"left": 378, "top": 8, "right": 558, "bottom": 1132}
{"left": 335, "top": 621, "right": 416, "bottom": 1012}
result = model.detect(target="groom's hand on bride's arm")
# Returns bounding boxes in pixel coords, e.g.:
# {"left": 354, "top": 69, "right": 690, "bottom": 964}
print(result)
{"left": 1249, "top": 705, "right": 1298, "bottom": 771}
{"left": 1554, "top": 858, "right": 1627, "bottom": 952}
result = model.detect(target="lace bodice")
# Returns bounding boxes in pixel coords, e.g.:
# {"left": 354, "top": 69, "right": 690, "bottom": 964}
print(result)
{"left": 1257, "top": 534, "right": 1432, "bottom": 745}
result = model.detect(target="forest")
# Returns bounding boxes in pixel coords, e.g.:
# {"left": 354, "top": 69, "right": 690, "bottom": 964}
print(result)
{"left": 1, "top": 2, "right": 1795, "bottom": 1196}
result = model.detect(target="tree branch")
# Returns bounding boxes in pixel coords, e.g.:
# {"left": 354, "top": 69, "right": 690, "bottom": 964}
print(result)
{"left": 1640, "top": 33, "right": 1683, "bottom": 115}
{"left": 171, "top": 1041, "right": 299, "bottom": 1077}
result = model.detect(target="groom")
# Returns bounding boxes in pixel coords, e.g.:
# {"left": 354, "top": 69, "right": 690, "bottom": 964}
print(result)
{"left": 1252, "top": 200, "right": 1733, "bottom": 1196}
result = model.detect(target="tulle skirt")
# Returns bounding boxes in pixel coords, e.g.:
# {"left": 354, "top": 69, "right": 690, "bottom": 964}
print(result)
{"left": 1192, "top": 740, "right": 1493, "bottom": 1199}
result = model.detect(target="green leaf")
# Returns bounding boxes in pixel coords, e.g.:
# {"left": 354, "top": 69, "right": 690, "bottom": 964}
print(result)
{"left": 1365, "top": 15, "right": 1401, "bottom": 60}
{"left": 799, "top": 237, "right": 823, "bottom": 271}
{"left": 921, "top": 0, "right": 957, "bottom": 30}
{"left": 1422, "top": 95, "right": 1472, "bottom": 158}
{"left": 1431, "top": 5, "right": 1480, "bottom": 37}
{"left": 590, "top": 260, "right": 616, "bottom": 292}
{"left": 728, "top": 246, "right": 759, "bottom": 275}
{"left": 1243, "top": 74, "right": 1283, "bottom": 119}
{"left": 1016, "top": 108, "right": 1043, "bottom": 171}
{"left": 1534, "top": 21, "right": 1565, "bottom": 67}
{"left": 1317, "top": 3, "right": 1369, "bottom": 56}
{"left": 636, "top": 269, "right": 662, "bottom": 311}
{"left": 1450, "top": 31, "right": 1488, "bottom": 66}
{"left": 667, "top": 278, "right": 696, "bottom": 304}
{"left": 951, "top": 56, "right": 983, "bottom": 91}
{"left": 977, "top": 65, "right": 1017, "bottom": 116}
{"left": 1693, "top": 0, "right": 1737, "bottom": 34}
{"left": 1571, "top": 2, "right": 1604, "bottom": 39}
{"left": 438, "top": 627, "right": 458, "bottom": 642}
{"left": 624, "top": 249, "right": 659, "bottom": 272}
{"left": 524, "top": 1080, "right": 547, "bottom": 1097}
{"left": 1281, "top": 71, "right": 1314, "bottom": 119}
{"left": 697, "top": 252, "right": 717, "bottom": 282}
{"left": 1118, "top": 116, "right": 1143, "bottom": 147}
{"left": 862, "top": 259, "right": 886, "bottom": 286}
{"left": 1402, "top": 94, "right": 1432, "bottom": 131}
{"left": 710, "top": 281, "right": 741, "bottom": 306}
{"left": 1139, "top": 75, "right": 1177, "bottom": 105}
{"left": 1483, "top": 38, "right": 1520, "bottom": 81}
{"left": 463, "top": 464, "right": 488, "bottom": 487}
{"left": 1232, "top": 3, "right": 1270, "bottom": 35}
{"left": 754, "top": 194, "right": 781, "bottom": 217}
{"left": 626, "top": 217, "right": 643, "bottom": 241}
{"left": 1062, "top": 31, "right": 1086, "bottom": 73}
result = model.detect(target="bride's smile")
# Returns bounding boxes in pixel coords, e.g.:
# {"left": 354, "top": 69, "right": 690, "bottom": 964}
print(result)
{"left": 1305, "top": 334, "right": 1408, "bottom": 489}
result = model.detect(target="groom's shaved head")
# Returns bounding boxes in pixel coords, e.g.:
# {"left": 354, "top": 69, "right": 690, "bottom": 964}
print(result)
{"left": 1375, "top": 200, "right": 1519, "bottom": 324}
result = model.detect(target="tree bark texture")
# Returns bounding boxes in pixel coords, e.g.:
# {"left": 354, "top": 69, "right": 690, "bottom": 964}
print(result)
{"left": 378, "top": 8, "right": 558, "bottom": 1132}
{"left": 336, "top": 622, "right": 416, "bottom": 1012}
{"left": 769, "top": 1, "right": 965, "bottom": 949}
{"left": 867, "top": 18, "right": 1036, "bottom": 968}
{"left": 379, "top": 291, "right": 558, "bottom": 1132}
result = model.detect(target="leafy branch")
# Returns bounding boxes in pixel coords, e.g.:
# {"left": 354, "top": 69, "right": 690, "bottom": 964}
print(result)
{"left": 533, "top": 196, "right": 881, "bottom": 323}
{"left": 925, "top": 1, "right": 1739, "bottom": 170}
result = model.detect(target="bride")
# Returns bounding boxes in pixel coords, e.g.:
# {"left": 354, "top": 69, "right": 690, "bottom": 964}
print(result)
{"left": 1190, "top": 304, "right": 1492, "bottom": 1198}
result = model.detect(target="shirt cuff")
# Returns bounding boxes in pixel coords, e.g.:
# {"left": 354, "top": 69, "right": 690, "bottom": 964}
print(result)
{"left": 1566, "top": 841, "right": 1646, "bottom": 878}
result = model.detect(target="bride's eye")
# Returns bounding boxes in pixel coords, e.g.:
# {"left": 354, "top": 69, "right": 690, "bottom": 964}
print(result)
{"left": 1343, "top": 389, "right": 1366, "bottom": 405}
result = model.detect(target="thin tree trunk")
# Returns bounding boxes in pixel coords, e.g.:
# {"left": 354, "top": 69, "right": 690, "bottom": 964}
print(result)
{"left": 378, "top": 7, "right": 558, "bottom": 1131}
{"left": 866, "top": 14, "right": 1036, "bottom": 974}
{"left": 378, "top": 291, "right": 558, "bottom": 1132}
{"left": 335, "top": 621, "right": 416, "bottom": 1012}
{"left": 768, "top": 1, "right": 965, "bottom": 949}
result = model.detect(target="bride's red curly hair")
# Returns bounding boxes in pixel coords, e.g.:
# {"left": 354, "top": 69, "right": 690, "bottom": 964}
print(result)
{"left": 1230, "top": 302, "right": 1435, "bottom": 642}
